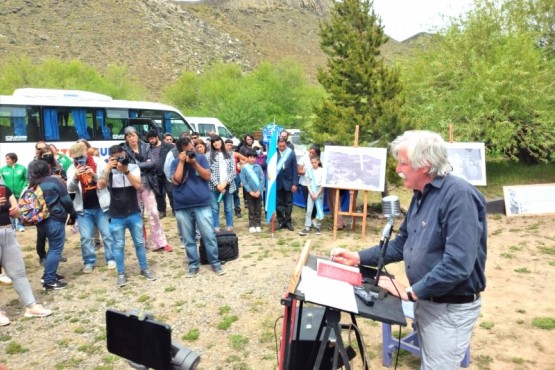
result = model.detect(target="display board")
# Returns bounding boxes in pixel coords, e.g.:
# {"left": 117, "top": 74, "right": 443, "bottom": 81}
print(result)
{"left": 446, "top": 142, "right": 487, "bottom": 186}
{"left": 503, "top": 184, "right": 555, "bottom": 217}
{"left": 322, "top": 146, "right": 387, "bottom": 192}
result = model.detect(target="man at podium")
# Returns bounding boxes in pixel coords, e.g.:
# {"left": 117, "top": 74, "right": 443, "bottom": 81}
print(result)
{"left": 331, "top": 130, "right": 487, "bottom": 370}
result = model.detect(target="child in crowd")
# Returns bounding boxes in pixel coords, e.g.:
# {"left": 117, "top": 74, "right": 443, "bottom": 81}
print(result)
{"left": 239, "top": 150, "right": 265, "bottom": 233}
{"left": 299, "top": 156, "right": 324, "bottom": 235}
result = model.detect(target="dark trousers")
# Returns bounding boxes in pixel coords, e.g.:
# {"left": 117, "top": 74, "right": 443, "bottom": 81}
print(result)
{"left": 300, "top": 185, "right": 316, "bottom": 220}
{"left": 277, "top": 188, "right": 293, "bottom": 225}
{"left": 245, "top": 193, "right": 262, "bottom": 227}
{"left": 36, "top": 225, "right": 47, "bottom": 259}
{"left": 155, "top": 178, "right": 174, "bottom": 214}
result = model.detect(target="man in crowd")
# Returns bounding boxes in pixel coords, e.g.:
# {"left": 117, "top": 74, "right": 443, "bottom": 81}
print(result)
{"left": 280, "top": 130, "right": 294, "bottom": 150}
{"left": 145, "top": 129, "right": 175, "bottom": 218}
{"left": 67, "top": 143, "right": 115, "bottom": 274}
{"left": 170, "top": 137, "right": 224, "bottom": 277}
{"left": 331, "top": 130, "right": 487, "bottom": 369}
{"left": 275, "top": 138, "right": 298, "bottom": 231}
{"left": 98, "top": 145, "right": 156, "bottom": 287}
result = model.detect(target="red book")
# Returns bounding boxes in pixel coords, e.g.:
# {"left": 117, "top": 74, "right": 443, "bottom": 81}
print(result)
{"left": 317, "top": 260, "right": 362, "bottom": 286}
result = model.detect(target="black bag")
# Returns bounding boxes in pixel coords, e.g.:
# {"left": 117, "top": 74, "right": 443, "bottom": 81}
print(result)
{"left": 199, "top": 231, "right": 239, "bottom": 264}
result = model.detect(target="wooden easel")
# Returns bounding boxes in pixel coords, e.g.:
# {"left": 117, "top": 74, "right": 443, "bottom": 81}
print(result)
{"left": 332, "top": 126, "right": 369, "bottom": 241}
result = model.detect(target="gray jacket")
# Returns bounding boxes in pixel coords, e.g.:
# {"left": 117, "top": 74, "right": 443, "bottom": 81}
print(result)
{"left": 67, "top": 156, "right": 111, "bottom": 213}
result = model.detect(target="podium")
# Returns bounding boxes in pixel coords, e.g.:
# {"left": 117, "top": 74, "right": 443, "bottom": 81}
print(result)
{"left": 280, "top": 252, "right": 407, "bottom": 370}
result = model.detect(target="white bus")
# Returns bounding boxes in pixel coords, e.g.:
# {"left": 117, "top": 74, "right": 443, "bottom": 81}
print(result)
{"left": 0, "top": 88, "right": 192, "bottom": 167}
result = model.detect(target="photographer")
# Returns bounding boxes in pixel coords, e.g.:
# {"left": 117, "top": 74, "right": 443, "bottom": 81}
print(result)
{"left": 98, "top": 145, "right": 156, "bottom": 287}
{"left": 170, "top": 137, "right": 224, "bottom": 277}
{"left": 67, "top": 143, "right": 115, "bottom": 274}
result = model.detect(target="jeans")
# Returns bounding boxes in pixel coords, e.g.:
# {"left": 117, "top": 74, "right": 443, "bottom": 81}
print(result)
{"left": 109, "top": 212, "right": 148, "bottom": 275}
{"left": 233, "top": 176, "right": 241, "bottom": 209}
{"left": 415, "top": 298, "right": 481, "bottom": 369}
{"left": 77, "top": 208, "right": 114, "bottom": 266}
{"left": 0, "top": 227, "right": 35, "bottom": 306}
{"left": 38, "top": 218, "right": 66, "bottom": 285}
{"left": 210, "top": 190, "right": 234, "bottom": 228}
{"left": 175, "top": 206, "right": 221, "bottom": 269}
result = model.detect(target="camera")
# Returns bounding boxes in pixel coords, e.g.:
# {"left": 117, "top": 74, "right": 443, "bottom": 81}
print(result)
{"left": 106, "top": 309, "right": 200, "bottom": 370}
{"left": 186, "top": 150, "right": 196, "bottom": 159}
{"left": 75, "top": 156, "right": 87, "bottom": 166}
{"left": 117, "top": 157, "right": 130, "bottom": 166}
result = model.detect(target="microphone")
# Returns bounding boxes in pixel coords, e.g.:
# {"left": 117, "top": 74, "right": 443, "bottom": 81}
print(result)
{"left": 382, "top": 195, "right": 401, "bottom": 220}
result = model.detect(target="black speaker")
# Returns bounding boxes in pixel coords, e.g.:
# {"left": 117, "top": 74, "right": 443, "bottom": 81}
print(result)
{"left": 289, "top": 307, "right": 356, "bottom": 370}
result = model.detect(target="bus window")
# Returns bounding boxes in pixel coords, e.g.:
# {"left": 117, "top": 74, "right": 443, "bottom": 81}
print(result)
{"left": 0, "top": 106, "right": 41, "bottom": 143}
{"left": 43, "top": 107, "right": 94, "bottom": 142}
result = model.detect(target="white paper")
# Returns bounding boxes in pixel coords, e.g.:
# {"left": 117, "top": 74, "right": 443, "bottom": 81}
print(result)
{"left": 298, "top": 266, "right": 359, "bottom": 314}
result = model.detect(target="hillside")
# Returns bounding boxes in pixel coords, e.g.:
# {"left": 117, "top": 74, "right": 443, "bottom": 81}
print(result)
{"left": 0, "top": 0, "right": 413, "bottom": 98}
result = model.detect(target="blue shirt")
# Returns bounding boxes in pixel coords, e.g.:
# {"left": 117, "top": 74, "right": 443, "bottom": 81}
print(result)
{"left": 359, "top": 175, "right": 487, "bottom": 299}
{"left": 239, "top": 163, "right": 265, "bottom": 193}
{"left": 170, "top": 154, "right": 212, "bottom": 210}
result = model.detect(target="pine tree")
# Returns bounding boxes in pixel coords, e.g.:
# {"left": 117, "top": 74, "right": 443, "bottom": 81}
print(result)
{"left": 312, "top": 0, "right": 407, "bottom": 146}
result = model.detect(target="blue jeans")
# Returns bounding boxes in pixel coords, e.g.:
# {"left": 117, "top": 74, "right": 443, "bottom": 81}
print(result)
{"left": 175, "top": 206, "right": 221, "bottom": 269}
{"left": 233, "top": 176, "right": 241, "bottom": 209}
{"left": 109, "top": 212, "right": 148, "bottom": 275}
{"left": 210, "top": 190, "right": 234, "bottom": 228}
{"left": 38, "top": 218, "right": 66, "bottom": 284}
{"left": 77, "top": 208, "right": 114, "bottom": 266}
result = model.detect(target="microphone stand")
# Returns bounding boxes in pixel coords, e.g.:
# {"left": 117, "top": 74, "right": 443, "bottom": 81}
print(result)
{"left": 367, "top": 218, "right": 395, "bottom": 300}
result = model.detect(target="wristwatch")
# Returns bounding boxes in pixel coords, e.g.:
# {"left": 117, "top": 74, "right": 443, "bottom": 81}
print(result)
{"left": 406, "top": 287, "right": 415, "bottom": 302}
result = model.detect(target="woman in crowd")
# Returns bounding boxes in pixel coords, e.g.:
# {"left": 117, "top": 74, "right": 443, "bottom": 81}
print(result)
{"left": 208, "top": 135, "right": 237, "bottom": 232}
{"left": 194, "top": 139, "right": 207, "bottom": 156}
{"left": 0, "top": 182, "right": 52, "bottom": 325}
{"left": 31, "top": 160, "right": 77, "bottom": 290}
{"left": 39, "top": 146, "right": 67, "bottom": 183}
{"left": 121, "top": 127, "right": 171, "bottom": 252}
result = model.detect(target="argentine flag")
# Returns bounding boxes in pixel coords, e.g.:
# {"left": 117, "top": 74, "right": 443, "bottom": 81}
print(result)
{"left": 265, "top": 130, "right": 278, "bottom": 223}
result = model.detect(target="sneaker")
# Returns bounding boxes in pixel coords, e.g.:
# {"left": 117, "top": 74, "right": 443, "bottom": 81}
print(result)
{"left": 226, "top": 226, "right": 233, "bottom": 232}
{"left": 140, "top": 269, "right": 156, "bottom": 281}
{"left": 106, "top": 260, "right": 117, "bottom": 269}
{"left": 17, "top": 225, "right": 25, "bottom": 232}
{"left": 187, "top": 268, "right": 199, "bottom": 278}
{"left": 315, "top": 227, "right": 321, "bottom": 235}
{"left": 213, "top": 265, "right": 225, "bottom": 276}
{"left": 159, "top": 211, "right": 166, "bottom": 219}
{"left": 82, "top": 265, "right": 94, "bottom": 274}
{"left": 249, "top": 227, "right": 256, "bottom": 233}
{"left": 299, "top": 227, "right": 310, "bottom": 236}
{"left": 117, "top": 274, "right": 127, "bottom": 287}
{"left": 214, "top": 227, "right": 221, "bottom": 232}
{"left": 40, "top": 274, "right": 65, "bottom": 284}
{"left": 24, "top": 304, "right": 52, "bottom": 318}
{"left": 43, "top": 280, "right": 68, "bottom": 291}
{"left": 255, "top": 227, "right": 261, "bottom": 233}
{"left": 164, "top": 245, "right": 173, "bottom": 252}
{"left": 60, "top": 255, "right": 68, "bottom": 262}
{"left": 0, "top": 273, "right": 12, "bottom": 286}
{"left": 234, "top": 208, "right": 242, "bottom": 218}
{"left": 0, "top": 312, "right": 10, "bottom": 326}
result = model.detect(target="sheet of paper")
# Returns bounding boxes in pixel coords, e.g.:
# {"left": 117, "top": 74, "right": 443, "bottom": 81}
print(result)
{"left": 297, "top": 266, "right": 359, "bottom": 314}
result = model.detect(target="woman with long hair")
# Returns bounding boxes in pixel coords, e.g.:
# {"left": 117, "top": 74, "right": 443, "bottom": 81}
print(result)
{"left": 121, "top": 127, "right": 171, "bottom": 252}
{"left": 30, "top": 160, "right": 77, "bottom": 290}
{"left": 208, "top": 135, "right": 236, "bottom": 231}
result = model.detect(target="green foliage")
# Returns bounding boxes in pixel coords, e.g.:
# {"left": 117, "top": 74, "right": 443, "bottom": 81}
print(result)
{"left": 229, "top": 334, "right": 249, "bottom": 350}
{"left": 163, "top": 60, "right": 324, "bottom": 136}
{"left": 0, "top": 56, "right": 146, "bottom": 99}
{"left": 531, "top": 317, "right": 555, "bottom": 330}
{"left": 399, "top": 0, "right": 555, "bottom": 163}
{"left": 5, "top": 342, "right": 28, "bottom": 355}
{"left": 312, "top": 0, "right": 407, "bottom": 146}
{"left": 217, "top": 315, "right": 238, "bottom": 330}
{"left": 181, "top": 328, "right": 200, "bottom": 341}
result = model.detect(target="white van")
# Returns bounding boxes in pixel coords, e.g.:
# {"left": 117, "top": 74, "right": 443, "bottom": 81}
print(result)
{"left": 185, "top": 117, "right": 240, "bottom": 145}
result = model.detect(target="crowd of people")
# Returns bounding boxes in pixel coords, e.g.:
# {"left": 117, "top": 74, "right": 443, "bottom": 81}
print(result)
{"left": 0, "top": 128, "right": 487, "bottom": 369}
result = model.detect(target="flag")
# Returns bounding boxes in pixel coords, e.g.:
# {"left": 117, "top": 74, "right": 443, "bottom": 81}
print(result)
{"left": 265, "top": 129, "right": 278, "bottom": 224}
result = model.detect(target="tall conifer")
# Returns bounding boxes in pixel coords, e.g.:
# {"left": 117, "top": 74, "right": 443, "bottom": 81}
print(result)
{"left": 313, "top": 0, "right": 406, "bottom": 145}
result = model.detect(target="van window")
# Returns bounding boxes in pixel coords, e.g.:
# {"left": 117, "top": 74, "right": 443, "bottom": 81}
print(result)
{"left": 218, "top": 126, "right": 233, "bottom": 139}
{"left": 198, "top": 124, "right": 215, "bottom": 136}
